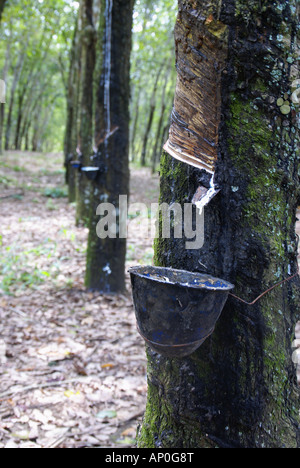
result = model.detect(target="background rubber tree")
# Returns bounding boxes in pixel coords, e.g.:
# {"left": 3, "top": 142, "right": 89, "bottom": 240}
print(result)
{"left": 64, "top": 12, "right": 81, "bottom": 202}
{"left": 75, "top": 0, "right": 96, "bottom": 225}
{"left": 137, "top": 0, "right": 300, "bottom": 448}
{"left": 85, "top": 0, "right": 135, "bottom": 293}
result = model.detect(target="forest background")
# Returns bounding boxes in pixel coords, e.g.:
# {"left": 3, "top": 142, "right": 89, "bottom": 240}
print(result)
{"left": 0, "top": 0, "right": 177, "bottom": 167}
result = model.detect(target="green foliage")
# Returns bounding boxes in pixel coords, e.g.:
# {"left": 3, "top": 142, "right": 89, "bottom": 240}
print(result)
{"left": 1, "top": 0, "right": 177, "bottom": 160}
{"left": 0, "top": 0, "right": 78, "bottom": 152}
{"left": 0, "top": 241, "right": 57, "bottom": 294}
{"left": 0, "top": 173, "right": 16, "bottom": 186}
{"left": 130, "top": 0, "right": 178, "bottom": 166}
{"left": 43, "top": 186, "right": 68, "bottom": 198}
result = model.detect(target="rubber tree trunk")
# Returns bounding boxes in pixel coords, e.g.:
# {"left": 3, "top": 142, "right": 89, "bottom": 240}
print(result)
{"left": 76, "top": 0, "right": 96, "bottom": 226}
{"left": 85, "top": 0, "right": 134, "bottom": 293}
{"left": 137, "top": 0, "right": 300, "bottom": 449}
{"left": 64, "top": 14, "right": 81, "bottom": 202}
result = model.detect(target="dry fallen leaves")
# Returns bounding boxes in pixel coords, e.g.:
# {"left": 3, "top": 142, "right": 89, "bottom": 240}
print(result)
{"left": 0, "top": 152, "right": 160, "bottom": 448}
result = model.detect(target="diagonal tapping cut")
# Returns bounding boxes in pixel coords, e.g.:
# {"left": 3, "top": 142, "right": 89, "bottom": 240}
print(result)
{"left": 164, "top": 5, "right": 228, "bottom": 175}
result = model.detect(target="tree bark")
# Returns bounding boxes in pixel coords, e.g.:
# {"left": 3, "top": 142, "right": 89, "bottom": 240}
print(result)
{"left": 85, "top": 0, "right": 134, "bottom": 293}
{"left": 14, "top": 92, "right": 25, "bottom": 149}
{"left": 76, "top": 0, "right": 96, "bottom": 226}
{"left": 64, "top": 14, "right": 81, "bottom": 202}
{"left": 137, "top": 0, "right": 300, "bottom": 449}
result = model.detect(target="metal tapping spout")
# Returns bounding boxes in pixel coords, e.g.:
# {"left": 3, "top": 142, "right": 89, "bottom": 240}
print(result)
{"left": 191, "top": 171, "right": 220, "bottom": 214}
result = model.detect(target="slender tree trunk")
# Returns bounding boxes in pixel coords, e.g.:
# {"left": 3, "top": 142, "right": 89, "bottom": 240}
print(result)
{"left": 24, "top": 121, "right": 30, "bottom": 151}
{"left": 140, "top": 65, "right": 163, "bottom": 166}
{"left": 130, "top": 84, "right": 141, "bottom": 162}
{"left": 76, "top": 0, "right": 96, "bottom": 226}
{"left": 137, "top": 0, "right": 300, "bottom": 448}
{"left": 11, "top": 37, "right": 51, "bottom": 150}
{"left": 17, "top": 72, "right": 50, "bottom": 150}
{"left": 64, "top": 25, "right": 77, "bottom": 185}
{"left": 85, "top": 0, "right": 134, "bottom": 293}
{"left": 5, "top": 52, "right": 25, "bottom": 150}
{"left": 14, "top": 92, "right": 25, "bottom": 149}
{"left": 151, "top": 66, "right": 171, "bottom": 173}
{"left": 31, "top": 104, "right": 42, "bottom": 152}
{"left": 15, "top": 71, "right": 48, "bottom": 150}
{"left": 20, "top": 100, "right": 35, "bottom": 148}
{"left": 0, "top": 32, "right": 10, "bottom": 155}
{"left": 64, "top": 14, "right": 82, "bottom": 202}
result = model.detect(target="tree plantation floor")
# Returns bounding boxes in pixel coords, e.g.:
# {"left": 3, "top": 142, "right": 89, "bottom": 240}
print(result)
{"left": 0, "top": 151, "right": 159, "bottom": 448}
{"left": 0, "top": 151, "right": 299, "bottom": 448}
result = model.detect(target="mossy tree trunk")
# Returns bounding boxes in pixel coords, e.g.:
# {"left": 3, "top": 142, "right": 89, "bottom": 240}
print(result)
{"left": 137, "top": 0, "right": 300, "bottom": 448}
{"left": 85, "top": 0, "right": 134, "bottom": 293}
